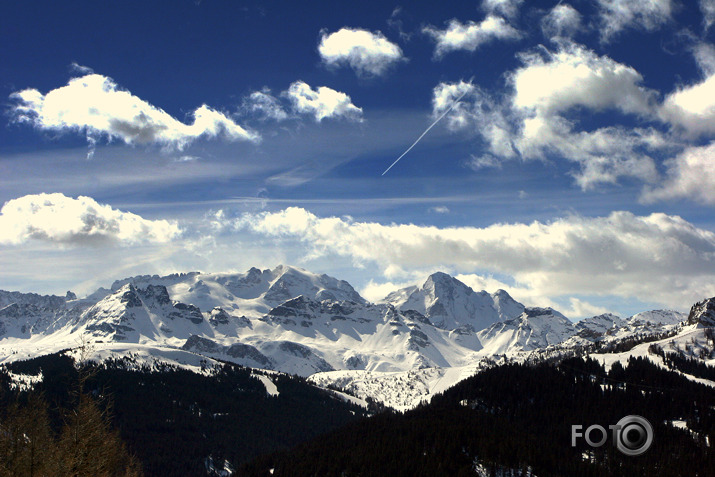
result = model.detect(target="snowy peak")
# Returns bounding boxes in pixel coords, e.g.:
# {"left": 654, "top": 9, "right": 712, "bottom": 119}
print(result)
{"left": 80, "top": 283, "right": 206, "bottom": 341}
{"left": 102, "top": 265, "right": 366, "bottom": 318}
{"left": 629, "top": 309, "right": 686, "bottom": 327}
{"left": 575, "top": 313, "right": 625, "bottom": 338}
{"left": 0, "top": 290, "right": 68, "bottom": 310}
{"left": 385, "top": 272, "right": 524, "bottom": 331}
{"left": 490, "top": 289, "right": 526, "bottom": 321}
{"left": 263, "top": 265, "right": 366, "bottom": 305}
{"left": 687, "top": 297, "right": 715, "bottom": 326}
{"left": 477, "top": 307, "right": 576, "bottom": 353}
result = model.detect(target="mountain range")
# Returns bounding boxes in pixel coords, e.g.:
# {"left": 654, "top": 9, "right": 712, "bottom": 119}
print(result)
{"left": 0, "top": 264, "right": 698, "bottom": 409}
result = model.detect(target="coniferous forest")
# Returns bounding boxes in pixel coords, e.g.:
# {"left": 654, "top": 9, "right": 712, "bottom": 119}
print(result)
{"left": 242, "top": 357, "right": 715, "bottom": 477}
{"left": 0, "top": 352, "right": 369, "bottom": 476}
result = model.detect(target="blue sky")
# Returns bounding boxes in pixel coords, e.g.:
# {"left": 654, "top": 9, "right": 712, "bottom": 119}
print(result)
{"left": 3, "top": 0, "right": 715, "bottom": 319}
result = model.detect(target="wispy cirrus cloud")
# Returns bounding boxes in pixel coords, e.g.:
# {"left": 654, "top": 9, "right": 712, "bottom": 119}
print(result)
{"left": 481, "top": 0, "right": 524, "bottom": 20}
{"left": 0, "top": 193, "right": 181, "bottom": 246}
{"left": 541, "top": 4, "right": 583, "bottom": 41}
{"left": 432, "top": 80, "right": 516, "bottom": 160}
{"left": 701, "top": 0, "right": 715, "bottom": 29}
{"left": 318, "top": 27, "right": 404, "bottom": 77}
{"left": 10, "top": 73, "right": 259, "bottom": 151}
{"left": 595, "top": 0, "right": 674, "bottom": 41}
{"left": 423, "top": 15, "right": 521, "bottom": 58}
{"left": 242, "top": 88, "right": 290, "bottom": 122}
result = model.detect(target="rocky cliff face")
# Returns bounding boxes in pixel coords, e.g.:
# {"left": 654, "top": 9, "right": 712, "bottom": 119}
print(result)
{"left": 688, "top": 297, "right": 715, "bottom": 326}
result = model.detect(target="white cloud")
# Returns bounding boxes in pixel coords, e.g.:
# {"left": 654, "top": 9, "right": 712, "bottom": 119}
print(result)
{"left": 642, "top": 142, "right": 715, "bottom": 205}
{"left": 0, "top": 193, "right": 181, "bottom": 246}
{"left": 509, "top": 43, "right": 663, "bottom": 188}
{"left": 284, "top": 81, "right": 363, "bottom": 122}
{"left": 10, "top": 73, "right": 259, "bottom": 150}
{"left": 318, "top": 27, "right": 404, "bottom": 77}
{"left": 360, "top": 279, "right": 415, "bottom": 303}
{"left": 69, "top": 62, "right": 94, "bottom": 75}
{"left": 701, "top": 0, "right": 715, "bottom": 29}
{"left": 455, "top": 273, "right": 612, "bottom": 318}
{"left": 423, "top": 16, "right": 521, "bottom": 58}
{"left": 429, "top": 206, "right": 450, "bottom": 214}
{"left": 242, "top": 88, "right": 289, "bottom": 121}
{"left": 432, "top": 81, "right": 516, "bottom": 158}
{"left": 693, "top": 43, "right": 715, "bottom": 76}
{"left": 660, "top": 70, "right": 715, "bottom": 137}
{"left": 469, "top": 155, "right": 503, "bottom": 170}
{"left": 562, "top": 297, "right": 612, "bottom": 318}
{"left": 516, "top": 118, "right": 662, "bottom": 188}
{"left": 541, "top": 4, "right": 582, "bottom": 40}
{"left": 595, "top": 0, "right": 674, "bottom": 41}
{"left": 432, "top": 81, "right": 478, "bottom": 130}
{"left": 235, "top": 207, "right": 715, "bottom": 310}
{"left": 511, "top": 43, "right": 655, "bottom": 117}
{"left": 481, "top": 0, "right": 524, "bottom": 20}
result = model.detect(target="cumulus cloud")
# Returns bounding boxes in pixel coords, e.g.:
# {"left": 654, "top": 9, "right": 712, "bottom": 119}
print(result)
{"left": 541, "top": 4, "right": 583, "bottom": 40}
{"left": 511, "top": 43, "right": 655, "bottom": 117}
{"left": 426, "top": 44, "right": 667, "bottom": 189}
{"left": 242, "top": 88, "right": 289, "bottom": 121}
{"left": 284, "top": 81, "right": 363, "bottom": 122}
{"left": 595, "top": 0, "right": 674, "bottom": 41}
{"left": 318, "top": 27, "right": 404, "bottom": 77}
{"left": 508, "top": 43, "right": 664, "bottom": 187}
{"left": 642, "top": 142, "right": 715, "bottom": 205}
{"left": 10, "top": 73, "right": 259, "bottom": 150}
{"left": 660, "top": 70, "right": 715, "bottom": 137}
{"left": 234, "top": 207, "right": 715, "bottom": 310}
{"left": 423, "top": 16, "right": 521, "bottom": 58}
{"left": 0, "top": 193, "right": 181, "bottom": 246}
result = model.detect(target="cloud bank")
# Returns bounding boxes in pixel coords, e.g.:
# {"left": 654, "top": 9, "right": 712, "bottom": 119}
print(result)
{"left": 234, "top": 207, "right": 715, "bottom": 310}
{"left": 0, "top": 193, "right": 181, "bottom": 246}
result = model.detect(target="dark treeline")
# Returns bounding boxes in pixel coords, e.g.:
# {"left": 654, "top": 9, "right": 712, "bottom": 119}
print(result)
{"left": 0, "top": 353, "right": 143, "bottom": 477}
{"left": 241, "top": 356, "right": 715, "bottom": 477}
{"left": 0, "top": 352, "right": 369, "bottom": 476}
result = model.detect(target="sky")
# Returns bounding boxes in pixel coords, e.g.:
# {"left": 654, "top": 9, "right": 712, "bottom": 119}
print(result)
{"left": 2, "top": 0, "right": 715, "bottom": 319}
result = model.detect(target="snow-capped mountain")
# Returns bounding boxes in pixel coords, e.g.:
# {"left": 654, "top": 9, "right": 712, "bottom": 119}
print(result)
{"left": 687, "top": 297, "right": 715, "bottom": 326}
{"left": 107, "top": 265, "right": 366, "bottom": 319}
{"left": 477, "top": 307, "right": 576, "bottom": 354}
{"left": 0, "top": 264, "right": 701, "bottom": 410}
{"left": 575, "top": 313, "right": 625, "bottom": 338}
{"left": 629, "top": 309, "right": 686, "bottom": 327}
{"left": 383, "top": 272, "right": 524, "bottom": 331}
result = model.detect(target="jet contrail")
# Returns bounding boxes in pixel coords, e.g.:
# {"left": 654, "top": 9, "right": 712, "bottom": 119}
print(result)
{"left": 382, "top": 82, "right": 473, "bottom": 176}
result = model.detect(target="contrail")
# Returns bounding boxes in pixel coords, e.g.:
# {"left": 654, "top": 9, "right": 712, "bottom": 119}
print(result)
{"left": 382, "top": 81, "right": 473, "bottom": 176}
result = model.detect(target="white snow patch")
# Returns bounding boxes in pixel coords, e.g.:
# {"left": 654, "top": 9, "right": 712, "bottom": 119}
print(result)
{"left": 254, "top": 373, "right": 279, "bottom": 397}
